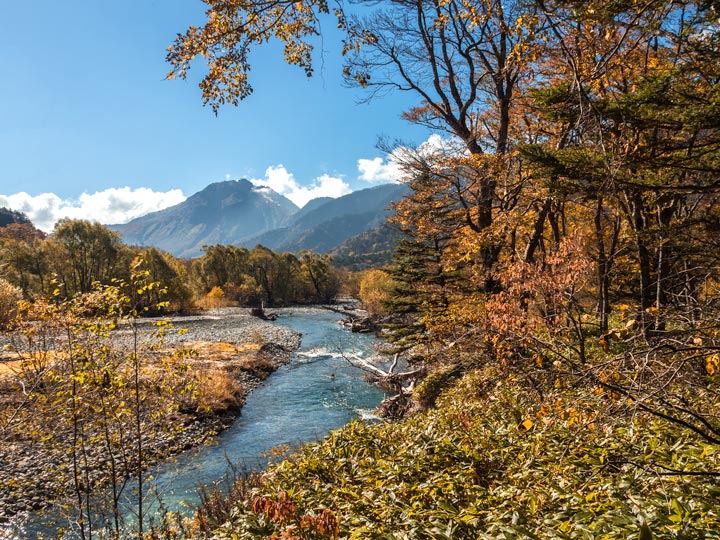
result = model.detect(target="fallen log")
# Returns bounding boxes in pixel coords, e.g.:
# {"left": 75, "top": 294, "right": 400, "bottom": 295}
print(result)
{"left": 340, "top": 316, "right": 377, "bottom": 333}
{"left": 343, "top": 353, "right": 424, "bottom": 387}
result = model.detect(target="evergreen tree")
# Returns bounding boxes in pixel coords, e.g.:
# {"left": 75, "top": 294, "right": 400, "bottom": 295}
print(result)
{"left": 0, "top": 207, "right": 30, "bottom": 228}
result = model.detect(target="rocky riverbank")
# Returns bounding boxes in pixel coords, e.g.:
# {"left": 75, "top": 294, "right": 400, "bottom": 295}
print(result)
{"left": 0, "top": 308, "right": 301, "bottom": 521}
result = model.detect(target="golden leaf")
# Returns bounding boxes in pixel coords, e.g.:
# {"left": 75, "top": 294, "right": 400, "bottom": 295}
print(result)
{"left": 706, "top": 354, "right": 719, "bottom": 376}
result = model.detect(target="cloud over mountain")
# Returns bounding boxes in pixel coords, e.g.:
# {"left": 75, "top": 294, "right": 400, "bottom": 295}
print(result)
{"left": 0, "top": 187, "right": 187, "bottom": 232}
{"left": 0, "top": 136, "right": 451, "bottom": 233}
{"left": 357, "top": 134, "right": 458, "bottom": 184}
{"left": 250, "top": 165, "right": 351, "bottom": 207}
{"left": 357, "top": 156, "right": 404, "bottom": 183}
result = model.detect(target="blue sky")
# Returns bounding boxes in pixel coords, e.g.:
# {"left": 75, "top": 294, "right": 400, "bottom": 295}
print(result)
{"left": 0, "top": 1, "right": 429, "bottom": 230}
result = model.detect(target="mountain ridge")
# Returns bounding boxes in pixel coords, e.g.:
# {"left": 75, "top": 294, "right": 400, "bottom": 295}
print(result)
{"left": 109, "top": 180, "right": 408, "bottom": 260}
{"left": 110, "top": 179, "right": 299, "bottom": 257}
{"left": 246, "top": 183, "right": 409, "bottom": 253}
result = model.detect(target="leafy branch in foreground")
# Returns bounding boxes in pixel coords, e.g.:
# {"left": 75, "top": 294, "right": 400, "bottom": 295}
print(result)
{"left": 1, "top": 265, "right": 197, "bottom": 539}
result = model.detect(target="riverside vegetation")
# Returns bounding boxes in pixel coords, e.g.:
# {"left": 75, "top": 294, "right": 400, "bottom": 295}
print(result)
{"left": 0, "top": 269, "right": 301, "bottom": 538}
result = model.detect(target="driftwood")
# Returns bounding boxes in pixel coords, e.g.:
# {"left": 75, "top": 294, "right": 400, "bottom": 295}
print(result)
{"left": 340, "top": 316, "right": 377, "bottom": 333}
{"left": 343, "top": 352, "right": 424, "bottom": 420}
{"left": 376, "top": 389, "right": 416, "bottom": 419}
{"left": 343, "top": 353, "right": 424, "bottom": 390}
{"left": 249, "top": 304, "right": 277, "bottom": 321}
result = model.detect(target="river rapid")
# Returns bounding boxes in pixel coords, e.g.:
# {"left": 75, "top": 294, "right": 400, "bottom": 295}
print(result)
{"left": 3, "top": 308, "right": 386, "bottom": 539}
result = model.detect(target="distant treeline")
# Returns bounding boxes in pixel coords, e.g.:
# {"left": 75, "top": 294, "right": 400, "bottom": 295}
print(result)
{"left": 0, "top": 215, "right": 344, "bottom": 312}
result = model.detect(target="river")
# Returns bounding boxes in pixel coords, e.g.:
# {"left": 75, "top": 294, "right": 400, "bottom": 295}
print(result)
{"left": 3, "top": 308, "right": 386, "bottom": 539}
{"left": 143, "top": 308, "right": 385, "bottom": 514}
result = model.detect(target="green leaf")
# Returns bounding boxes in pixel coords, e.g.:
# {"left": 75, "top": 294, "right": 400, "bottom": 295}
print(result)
{"left": 639, "top": 522, "right": 654, "bottom": 540}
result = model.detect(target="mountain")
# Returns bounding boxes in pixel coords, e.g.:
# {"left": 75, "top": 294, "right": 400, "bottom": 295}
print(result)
{"left": 329, "top": 223, "right": 404, "bottom": 270}
{"left": 290, "top": 196, "right": 333, "bottom": 221}
{"left": 247, "top": 183, "right": 409, "bottom": 253}
{"left": 111, "top": 181, "right": 410, "bottom": 259}
{"left": 111, "top": 179, "right": 298, "bottom": 257}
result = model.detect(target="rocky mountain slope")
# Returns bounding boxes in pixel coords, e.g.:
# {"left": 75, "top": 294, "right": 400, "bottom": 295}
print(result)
{"left": 111, "top": 179, "right": 299, "bottom": 257}
{"left": 246, "top": 183, "right": 409, "bottom": 253}
{"left": 112, "top": 181, "right": 409, "bottom": 260}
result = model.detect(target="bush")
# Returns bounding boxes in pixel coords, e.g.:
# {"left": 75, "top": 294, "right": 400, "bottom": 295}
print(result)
{"left": 208, "top": 365, "right": 720, "bottom": 540}
{"left": 0, "top": 277, "right": 21, "bottom": 328}
{"left": 197, "top": 286, "right": 236, "bottom": 310}
{"left": 192, "top": 367, "right": 244, "bottom": 414}
{"left": 358, "top": 269, "right": 396, "bottom": 315}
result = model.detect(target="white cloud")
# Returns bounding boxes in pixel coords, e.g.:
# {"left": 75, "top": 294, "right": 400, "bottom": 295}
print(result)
{"left": 357, "top": 157, "right": 404, "bottom": 183}
{"left": 418, "top": 133, "right": 463, "bottom": 155}
{"left": 0, "top": 136, "right": 462, "bottom": 233}
{"left": 250, "top": 165, "right": 351, "bottom": 207}
{"left": 0, "top": 187, "right": 187, "bottom": 232}
{"left": 357, "top": 134, "right": 461, "bottom": 184}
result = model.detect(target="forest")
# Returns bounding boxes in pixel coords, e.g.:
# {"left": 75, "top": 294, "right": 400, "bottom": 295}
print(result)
{"left": 2, "top": 0, "right": 720, "bottom": 537}
{"left": 167, "top": 0, "right": 720, "bottom": 538}
{"left": 0, "top": 215, "right": 344, "bottom": 320}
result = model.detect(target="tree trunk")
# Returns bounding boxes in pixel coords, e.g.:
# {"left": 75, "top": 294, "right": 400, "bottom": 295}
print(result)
{"left": 524, "top": 197, "right": 553, "bottom": 264}
{"left": 631, "top": 192, "right": 656, "bottom": 341}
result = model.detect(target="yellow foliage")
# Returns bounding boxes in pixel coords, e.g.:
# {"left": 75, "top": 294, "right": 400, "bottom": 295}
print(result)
{"left": 208, "top": 286, "right": 225, "bottom": 300}
{"left": 706, "top": 354, "right": 719, "bottom": 376}
{"left": 358, "top": 269, "right": 396, "bottom": 316}
{"left": 198, "top": 286, "right": 236, "bottom": 310}
{"left": 0, "top": 277, "right": 22, "bottom": 329}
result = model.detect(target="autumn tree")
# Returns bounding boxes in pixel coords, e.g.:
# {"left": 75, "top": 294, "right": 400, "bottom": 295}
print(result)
{"left": 298, "top": 249, "right": 340, "bottom": 303}
{"left": 353, "top": 1, "right": 547, "bottom": 286}
{"left": 166, "top": 0, "right": 339, "bottom": 113}
{"left": 132, "top": 247, "right": 194, "bottom": 313}
{"left": 246, "top": 246, "right": 313, "bottom": 306}
{"left": 0, "top": 277, "right": 21, "bottom": 329}
{"left": 169, "top": 0, "right": 541, "bottom": 270}
{"left": 49, "top": 219, "right": 126, "bottom": 297}
{"left": 384, "top": 168, "right": 469, "bottom": 354}
{"left": 358, "top": 269, "right": 396, "bottom": 316}
{"left": 524, "top": 0, "right": 720, "bottom": 340}
{"left": 0, "top": 227, "right": 50, "bottom": 299}
{"left": 191, "top": 244, "right": 251, "bottom": 293}
{"left": 4, "top": 276, "right": 198, "bottom": 539}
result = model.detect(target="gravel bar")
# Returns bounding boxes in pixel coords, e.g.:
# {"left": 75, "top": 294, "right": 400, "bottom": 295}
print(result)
{"left": 0, "top": 307, "right": 303, "bottom": 522}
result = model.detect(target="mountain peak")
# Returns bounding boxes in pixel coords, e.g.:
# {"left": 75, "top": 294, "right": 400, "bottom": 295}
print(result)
{"left": 189, "top": 178, "right": 253, "bottom": 199}
{"left": 111, "top": 179, "right": 298, "bottom": 257}
{"left": 111, "top": 181, "right": 408, "bottom": 259}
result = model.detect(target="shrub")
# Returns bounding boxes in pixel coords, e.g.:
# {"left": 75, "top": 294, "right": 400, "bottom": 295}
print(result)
{"left": 0, "top": 277, "right": 21, "bottom": 329}
{"left": 358, "top": 269, "right": 396, "bottom": 316}
{"left": 208, "top": 364, "right": 720, "bottom": 540}
{"left": 192, "top": 367, "right": 244, "bottom": 414}
{"left": 197, "top": 286, "right": 235, "bottom": 310}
